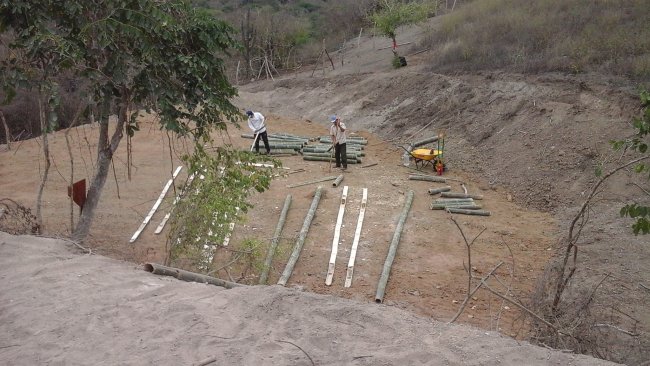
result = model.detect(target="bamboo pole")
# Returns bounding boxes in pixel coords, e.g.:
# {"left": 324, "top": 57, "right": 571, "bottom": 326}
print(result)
{"left": 286, "top": 176, "right": 338, "bottom": 188}
{"left": 446, "top": 208, "right": 491, "bottom": 216}
{"left": 441, "top": 192, "right": 484, "bottom": 200}
{"left": 144, "top": 263, "right": 243, "bottom": 289}
{"left": 302, "top": 156, "right": 360, "bottom": 164}
{"left": 278, "top": 186, "right": 323, "bottom": 286}
{"left": 375, "top": 190, "right": 414, "bottom": 303}
{"left": 408, "top": 175, "right": 446, "bottom": 183}
{"left": 428, "top": 186, "right": 451, "bottom": 195}
{"left": 345, "top": 188, "right": 368, "bottom": 288}
{"left": 326, "top": 186, "right": 348, "bottom": 286}
{"left": 332, "top": 174, "right": 344, "bottom": 187}
{"left": 431, "top": 204, "right": 482, "bottom": 210}
{"left": 155, "top": 173, "right": 196, "bottom": 234}
{"left": 259, "top": 195, "right": 292, "bottom": 284}
{"left": 130, "top": 166, "right": 183, "bottom": 243}
{"left": 412, "top": 135, "right": 439, "bottom": 147}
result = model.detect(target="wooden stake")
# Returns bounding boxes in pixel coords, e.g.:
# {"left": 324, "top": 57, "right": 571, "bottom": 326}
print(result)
{"left": 345, "top": 188, "right": 368, "bottom": 288}
{"left": 326, "top": 186, "right": 348, "bottom": 286}
{"left": 278, "top": 186, "right": 323, "bottom": 286}
{"left": 375, "top": 190, "right": 414, "bottom": 303}
{"left": 130, "top": 166, "right": 182, "bottom": 243}
{"left": 259, "top": 195, "right": 292, "bottom": 285}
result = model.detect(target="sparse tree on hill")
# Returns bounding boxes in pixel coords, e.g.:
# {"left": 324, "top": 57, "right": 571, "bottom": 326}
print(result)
{"left": 370, "top": 0, "right": 434, "bottom": 50}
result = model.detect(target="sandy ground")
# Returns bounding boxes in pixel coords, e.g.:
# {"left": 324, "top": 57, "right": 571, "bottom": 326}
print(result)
{"left": 0, "top": 232, "right": 618, "bottom": 366}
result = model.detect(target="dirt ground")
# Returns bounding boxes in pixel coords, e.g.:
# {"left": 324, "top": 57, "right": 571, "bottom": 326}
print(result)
{"left": 1, "top": 23, "right": 648, "bottom": 364}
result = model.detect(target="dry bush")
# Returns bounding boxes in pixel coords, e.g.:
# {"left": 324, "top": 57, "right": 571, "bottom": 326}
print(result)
{"left": 0, "top": 198, "right": 39, "bottom": 235}
{"left": 421, "top": 0, "right": 650, "bottom": 83}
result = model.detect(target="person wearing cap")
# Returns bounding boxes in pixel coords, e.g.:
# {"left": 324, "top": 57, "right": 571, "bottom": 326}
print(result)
{"left": 246, "top": 110, "right": 270, "bottom": 154}
{"left": 329, "top": 115, "right": 347, "bottom": 171}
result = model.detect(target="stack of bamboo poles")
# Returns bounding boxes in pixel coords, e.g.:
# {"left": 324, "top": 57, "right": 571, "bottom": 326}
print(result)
{"left": 302, "top": 143, "right": 364, "bottom": 164}
{"left": 430, "top": 197, "right": 491, "bottom": 216}
{"left": 240, "top": 132, "right": 312, "bottom": 153}
{"left": 318, "top": 135, "right": 368, "bottom": 146}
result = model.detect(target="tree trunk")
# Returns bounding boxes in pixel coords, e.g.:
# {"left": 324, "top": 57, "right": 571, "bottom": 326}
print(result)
{"left": 72, "top": 96, "right": 127, "bottom": 242}
{"left": 35, "top": 95, "right": 51, "bottom": 234}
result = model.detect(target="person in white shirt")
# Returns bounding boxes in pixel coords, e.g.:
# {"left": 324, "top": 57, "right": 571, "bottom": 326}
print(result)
{"left": 329, "top": 114, "right": 347, "bottom": 170}
{"left": 246, "top": 110, "right": 270, "bottom": 154}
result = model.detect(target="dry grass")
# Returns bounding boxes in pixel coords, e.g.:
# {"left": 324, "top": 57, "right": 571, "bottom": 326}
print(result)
{"left": 422, "top": 0, "right": 650, "bottom": 84}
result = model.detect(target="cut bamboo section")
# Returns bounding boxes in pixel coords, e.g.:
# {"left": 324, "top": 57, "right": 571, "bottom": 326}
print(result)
{"left": 428, "top": 186, "right": 451, "bottom": 195}
{"left": 408, "top": 175, "right": 446, "bottom": 183}
{"left": 440, "top": 192, "right": 484, "bottom": 200}
{"left": 446, "top": 208, "right": 491, "bottom": 216}
{"left": 326, "top": 186, "right": 348, "bottom": 286}
{"left": 345, "top": 188, "right": 368, "bottom": 288}
{"left": 144, "top": 263, "right": 242, "bottom": 289}
{"left": 431, "top": 204, "right": 482, "bottom": 210}
{"left": 332, "top": 174, "right": 344, "bottom": 187}
{"left": 155, "top": 173, "right": 196, "bottom": 234}
{"left": 277, "top": 186, "right": 323, "bottom": 286}
{"left": 375, "top": 190, "right": 414, "bottom": 303}
{"left": 286, "top": 175, "right": 338, "bottom": 188}
{"left": 259, "top": 195, "right": 292, "bottom": 285}
{"left": 130, "top": 166, "right": 183, "bottom": 243}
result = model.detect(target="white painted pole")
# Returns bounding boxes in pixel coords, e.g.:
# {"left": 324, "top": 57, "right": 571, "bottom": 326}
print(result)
{"left": 130, "top": 166, "right": 182, "bottom": 243}
{"left": 154, "top": 173, "right": 195, "bottom": 234}
{"left": 326, "top": 185, "right": 348, "bottom": 286}
{"left": 345, "top": 188, "right": 368, "bottom": 288}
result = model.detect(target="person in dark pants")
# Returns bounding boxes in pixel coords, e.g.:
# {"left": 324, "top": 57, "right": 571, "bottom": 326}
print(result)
{"left": 329, "top": 114, "right": 347, "bottom": 171}
{"left": 246, "top": 110, "right": 270, "bottom": 154}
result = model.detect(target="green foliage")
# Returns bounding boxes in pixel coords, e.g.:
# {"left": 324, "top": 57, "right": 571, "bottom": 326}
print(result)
{"left": 612, "top": 91, "right": 650, "bottom": 235}
{"left": 370, "top": 0, "right": 434, "bottom": 41}
{"left": 167, "top": 145, "right": 278, "bottom": 271}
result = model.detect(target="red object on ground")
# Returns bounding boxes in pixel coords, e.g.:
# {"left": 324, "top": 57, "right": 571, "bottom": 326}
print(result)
{"left": 67, "top": 179, "right": 87, "bottom": 212}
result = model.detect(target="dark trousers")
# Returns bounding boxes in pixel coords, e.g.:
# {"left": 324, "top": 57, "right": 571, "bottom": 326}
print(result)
{"left": 335, "top": 143, "right": 347, "bottom": 168}
{"left": 254, "top": 131, "right": 270, "bottom": 154}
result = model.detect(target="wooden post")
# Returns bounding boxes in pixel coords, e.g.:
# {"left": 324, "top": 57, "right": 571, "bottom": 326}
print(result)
{"left": 259, "top": 195, "right": 292, "bottom": 285}
{"left": 375, "top": 190, "right": 414, "bottom": 303}
{"left": 326, "top": 186, "right": 348, "bottom": 286}
{"left": 345, "top": 188, "right": 368, "bottom": 288}
{"left": 277, "top": 186, "right": 323, "bottom": 286}
{"left": 144, "top": 263, "right": 243, "bottom": 289}
{"left": 130, "top": 166, "right": 183, "bottom": 243}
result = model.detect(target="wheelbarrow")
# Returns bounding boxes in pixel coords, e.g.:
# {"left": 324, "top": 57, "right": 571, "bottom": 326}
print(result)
{"left": 400, "top": 146, "right": 445, "bottom": 173}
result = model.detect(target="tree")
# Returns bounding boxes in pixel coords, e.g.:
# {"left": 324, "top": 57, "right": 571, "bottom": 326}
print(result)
{"left": 612, "top": 90, "right": 650, "bottom": 235}
{"left": 1, "top": 0, "right": 249, "bottom": 242}
{"left": 370, "top": 0, "right": 434, "bottom": 50}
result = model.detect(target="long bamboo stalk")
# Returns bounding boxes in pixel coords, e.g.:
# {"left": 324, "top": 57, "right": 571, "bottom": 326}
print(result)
{"left": 144, "top": 263, "right": 243, "bottom": 289}
{"left": 286, "top": 175, "right": 338, "bottom": 188}
{"left": 431, "top": 204, "right": 482, "bottom": 210}
{"left": 440, "top": 192, "right": 484, "bottom": 200}
{"left": 303, "top": 156, "right": 360, "bottom": 164}
{"left": 259, "top": 195, "right": 292, "bottom": 284}
{"left": 446, "top": 208, "right": 491, "bottom": 216}
{"left": 345, "top": 188, "right": 368, "bottom": 288}
{"left": 408, "top": 175, "right": 446, "bottom": 183}
{"left": 155, "top": 173, "right": 196, "bottom": 234}
{"left": 277, "top": 186, "right": 323, "bottom": 286}
{"left": 326, "top": 186, "right": 348, "bottom": 286}
{"left": 375, "top": 190, "right": 415, "bottom": 303}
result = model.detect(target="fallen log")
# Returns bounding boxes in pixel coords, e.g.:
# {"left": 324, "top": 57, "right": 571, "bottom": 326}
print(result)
{"left": 259, "top": 194, "right": 292, "bottom": 285}
{"left": 375, "top": 190, "right": 415, "bottom": 303}
{"left": 446, "top": 208, "right": 491, "bottom": 216}
{"left": 278, "top": 186, "right": 323, "bottom": 286}
{"left": 440, "top": 192, "right": 484, "bottom": 200}
{"left": 332, "top": 174, "right": 344, "bottom": 187}
{"left": 144, "top": 263, "right": 243, "bottom": 289}
{"left": 408, "top": 175, "right": 446, "bottom": 183}
{"left": 428, "top": 186, "right": 451, "bottom": 195}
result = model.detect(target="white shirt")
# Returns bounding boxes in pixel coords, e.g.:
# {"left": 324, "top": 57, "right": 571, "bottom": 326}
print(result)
{"left": 329, "top": 121, "right": 347, "bottom": 144}
{"left": 248, "top": 112, "right": 266, "bottom": 134}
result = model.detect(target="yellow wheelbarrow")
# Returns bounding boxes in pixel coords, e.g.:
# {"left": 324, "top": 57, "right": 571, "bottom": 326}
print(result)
{"left": 401, "top": 146, "right": 445, "bottom": 173}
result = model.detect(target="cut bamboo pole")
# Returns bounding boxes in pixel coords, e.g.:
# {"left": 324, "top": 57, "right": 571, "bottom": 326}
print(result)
{"left": 345, "top": 188, "right": 368, "bottom": 288}
{"left": 431, "top": 204, "right": 482, "bottom": 210}
{"left": 155, "top": 173, "right": 196, "bottom": 234}
{"left": 408, "top": 175, "right": 446, "bottom": 183}
{"left": 446, "top": 208, "right": 491, "bottom": 216}
{"left": 375, "top": 190, "right": 414, "bottom": 303}
{"left": 326, "top": 186, "right": 348, "bottom": 286}
{"left": 361, "top": 162, "right": 378, "bottom": 168}
{"left": 259, "top": 195, "right": 292, "bottom": 285}
{"left": 412, "top": 135, "right": 439, "bottom": 148}
{"left": 302, "top": 156, "right": 360, "bottom": 164}
{"left": 440, "top": 192, "right": 484, "bottom": 200}
{"left": 277, "top": 186, "right": 323, "bottom": 286}
{"left": 433, "top": 198, "right": 474, "bottom": 203}
{"left": 286, "top": 175, "right": 338, "bottom": 188}
{"left": 428, "top": 186, "right": 451, "bottom": 195}
{"left": 144, "top": 263, "right": 243, "bottom": 289}
{"left": 130, "top": 166, "right": 183, "bottom": 243}
{"left": 332, "top": 174, "right": 344, "bottom": 187}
